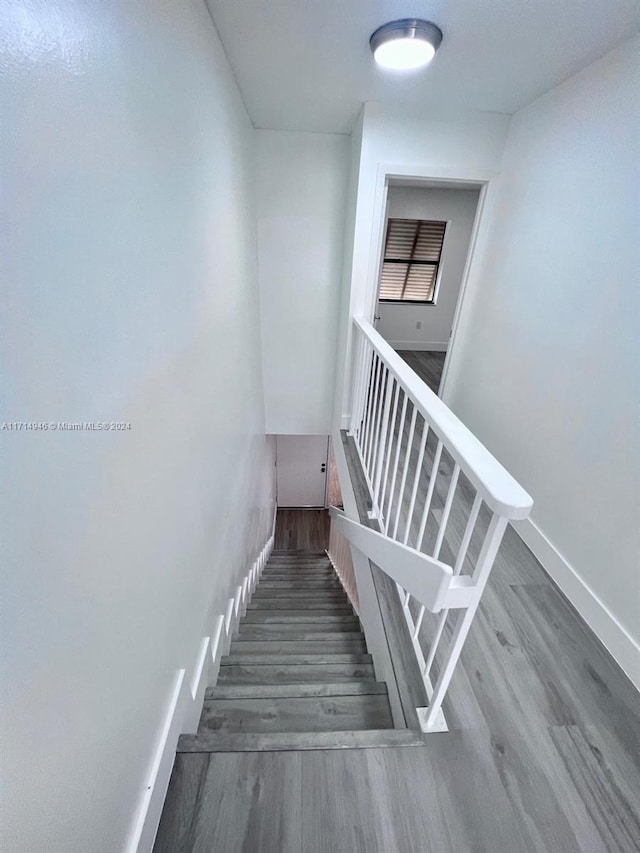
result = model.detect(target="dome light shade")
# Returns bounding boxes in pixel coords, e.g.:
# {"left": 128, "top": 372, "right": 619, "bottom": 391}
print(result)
{"left": 370, "top": 19, "right": 443, "bottom": 71}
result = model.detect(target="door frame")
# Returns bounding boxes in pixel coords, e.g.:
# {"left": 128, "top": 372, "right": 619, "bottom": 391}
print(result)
{"left": 362, "top": 162, "right": 496, "bottom": 399}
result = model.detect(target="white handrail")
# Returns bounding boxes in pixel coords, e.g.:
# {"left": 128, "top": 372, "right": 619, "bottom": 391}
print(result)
{"left": 353, "top": 316, "right": 533, "bottom": 520}
{"left": 338, "top": 316, "right": 534, "bottom": 732}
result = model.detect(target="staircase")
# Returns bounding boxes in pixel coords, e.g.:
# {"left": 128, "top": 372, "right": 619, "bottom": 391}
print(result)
{"left": 177, "top": 550, "right": 424, "bottom": 752}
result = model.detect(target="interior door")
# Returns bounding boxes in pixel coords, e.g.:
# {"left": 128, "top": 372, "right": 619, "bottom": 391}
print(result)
{"left": 276, "top": 435, "right": 329, "bottom": 507}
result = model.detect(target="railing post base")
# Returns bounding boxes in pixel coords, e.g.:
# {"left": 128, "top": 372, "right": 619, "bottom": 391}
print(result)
{"left": 416, "top": 706, "right": 448, "bottom": 734}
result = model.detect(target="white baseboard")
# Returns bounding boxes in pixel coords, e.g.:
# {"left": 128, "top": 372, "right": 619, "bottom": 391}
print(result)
{"left": 206, "top": 614, "right": 225, "bottom": 694}
{"left": 127, "top": 519, "right": 276, "bottom": 853}
{"left": 125, "top": 668, "right": 189, "bottom": 853}
{"left": 512, "top": 517, "right": 640, "bottom": 690}
{"left": 182, "top": 636, "right": 212, "bottom": 734}
{"left": 388, "top": 341, "right": 448, "bottom": 352}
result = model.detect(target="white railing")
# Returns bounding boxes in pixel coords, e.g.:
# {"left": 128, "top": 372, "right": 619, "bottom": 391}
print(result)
{"left": 338, "top": 317, "right": 533, "bottom": 732}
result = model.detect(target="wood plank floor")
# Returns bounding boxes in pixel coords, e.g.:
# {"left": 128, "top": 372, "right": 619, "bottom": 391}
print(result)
{"left": 156, "top": 711, "right": 640, "bottom": 853}
{"left": 397, "top": 350, "right": 446, "bottom": 394}
{"left": 154, "top": 449, "right": 640, "bottom": 852}
{"left": 274, "top": 508, "right": 330, "bottom": 551}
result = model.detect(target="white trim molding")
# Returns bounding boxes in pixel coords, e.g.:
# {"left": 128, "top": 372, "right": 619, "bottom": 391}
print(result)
{"left": 512, "top": 516, "right": 640, "bottom": 690}
{"left": 125, "top": 669, "right": 188, "bottom": 853}
{"left": 127, "top": 507, "right": 277, "bottom": 853}
{"left": 182, "top": 636, "right": 212, "bottom": 734}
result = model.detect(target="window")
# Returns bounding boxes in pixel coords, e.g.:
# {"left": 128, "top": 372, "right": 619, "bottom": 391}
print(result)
{"left": 379, "top": 218, "right": 447, "bottom": 303}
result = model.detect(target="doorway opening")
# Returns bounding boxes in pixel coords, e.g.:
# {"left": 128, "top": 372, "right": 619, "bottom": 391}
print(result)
{"left": 274, "top": 434, "right": 343, "bottom": 510}
{"left": 372, "top": 179, "right": 482, "bottom": 396}
{"left": 274, "top": 434, "right": 329, "bottom": 508}
{"left": 360, "top": 168, "right": 491, "bottom": 402}
{"left": 273, "top": 434, "right": 339, "bottom": 551}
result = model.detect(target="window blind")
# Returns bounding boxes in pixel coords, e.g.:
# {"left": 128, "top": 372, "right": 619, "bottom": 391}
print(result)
{"left": 379, "top": 219, "right": 446, "bottom": 302}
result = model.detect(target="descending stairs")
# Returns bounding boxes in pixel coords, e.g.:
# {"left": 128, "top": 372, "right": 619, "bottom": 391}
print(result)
{"left": 177, "top": 550, "right": 424, "bottom": 752}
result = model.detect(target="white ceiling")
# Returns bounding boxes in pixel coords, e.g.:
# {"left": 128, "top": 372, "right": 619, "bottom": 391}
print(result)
{"left": 206, "top": 0, "right": 639, "bottom": 134}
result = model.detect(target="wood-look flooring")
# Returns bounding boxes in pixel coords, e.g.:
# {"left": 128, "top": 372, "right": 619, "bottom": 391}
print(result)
{"left": 274, "top": 508, "right": 330, "bottom": 551}
{"left": 171, "top": 549, "right": 394, "bottom": 744}
{"left": 153, "top": 455, "right": 640, "bottom": 851}
{"left": 342, "top": 397, "right": 640, "bottom": 853}
{"left": 397, "top": 349, "right": 446, "bottom": 394}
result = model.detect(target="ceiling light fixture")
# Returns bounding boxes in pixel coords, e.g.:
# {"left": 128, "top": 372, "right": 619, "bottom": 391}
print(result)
{"left": 370, "top": 19, "right": 443, "bottom": 71}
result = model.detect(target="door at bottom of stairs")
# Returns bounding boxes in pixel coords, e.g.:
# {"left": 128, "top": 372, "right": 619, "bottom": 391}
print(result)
{"left": 275, "top": 435, "right": 329, "bottom": 508}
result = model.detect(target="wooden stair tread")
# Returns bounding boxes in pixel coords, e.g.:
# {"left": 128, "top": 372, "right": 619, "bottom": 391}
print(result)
{"left": 264, "top": 560, "right": 332, "bottom": 564}
{"left": 259, "top": 577, "right": 337, "bottom": 584}
{"left": 218, "top": 662, "right": 376, "bottom": 684}
{"left": 198, "top": 694, "right": 393, "bottom": 734}
{"left": 242, "top": 612, "right": 358, "bottom": 623}
{"left": 259, "top": 580, "right": 336, "bottom": 585}
{"left": 271, "top": 549, "right": 327, "bottom": 555}
{"left": 262, "top": 566, "right": 338, "bottom": 580}
{"left": 236, "top": 630, "right": 364, "bottom": 642}
{"left": 252, "top": 590, "right": 346, "bottom": 599}
{"left": 222, "top": 652, "right": 372, "bottom": 665}
{"left": 237, "top": 619, "right": 360, "bottom": 631}
{"left": 247, "top": 600, "right": 353, "bottom": 610}
{"left": 205, "top": 681, "right": 387, "bottom": 700}
{"left": 229, "top": 639, "right": 367, "bottom": 655}
{"left": 261, "top": 580, "right": 334, "bottom": 584}
{"left": 178, "top": 729, "right": 425, "bottom": 753}
{"left": 261, "top": 570, "right": 336, "bottom": 576}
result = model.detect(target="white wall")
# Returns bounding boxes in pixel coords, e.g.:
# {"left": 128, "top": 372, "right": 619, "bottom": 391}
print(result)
{"left": 336, "top": 103, "right": 511, "bottom": 425}
{"left": 377, "top": 186, "right": 480, "bottom": 351}
{"left": 445, "top": 37, "right": 640, "bottom": 683}
{"left": 0, "top": 2, "right": 275, "bottom": 851}
{"left": 257, "top": 130, "right": 349, "bottom": 434}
